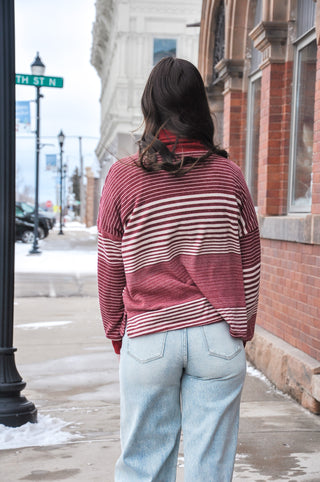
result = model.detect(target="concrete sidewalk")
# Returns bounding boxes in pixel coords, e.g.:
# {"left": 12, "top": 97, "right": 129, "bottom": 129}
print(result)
{"left": 1, "top": 296, "right": 318, "bottom": 481}
{"left": 2, "top": 229, "right": 320, "bottom": 481}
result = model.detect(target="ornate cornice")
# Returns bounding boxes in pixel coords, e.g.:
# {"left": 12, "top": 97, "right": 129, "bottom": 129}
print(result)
{"left": 90, "top": 0, "right": 115, "bottom": 76}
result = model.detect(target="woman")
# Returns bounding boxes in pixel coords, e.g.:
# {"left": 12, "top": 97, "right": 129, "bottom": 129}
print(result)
{"left": 97, "top": 57, "right": 260, "bottom": 482}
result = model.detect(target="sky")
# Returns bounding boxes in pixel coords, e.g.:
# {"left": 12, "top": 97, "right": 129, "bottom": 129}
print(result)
{"left": 15, "top": 0, "right": 101, "bottom": 205}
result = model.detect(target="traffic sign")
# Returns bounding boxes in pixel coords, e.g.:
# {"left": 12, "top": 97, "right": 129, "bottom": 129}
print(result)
{"left": 15, "top": 74, "right": 63, "bottom": 88}
{"left": 45, "top": 200, "right": 53, "bottom": 208}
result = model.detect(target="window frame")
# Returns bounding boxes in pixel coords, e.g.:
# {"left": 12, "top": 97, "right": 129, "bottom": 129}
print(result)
{"left": 245, "top": 69, "right": 262, "bottom": 206}
{"left": 288, "top": 29, "right": 317, "bottom": 213}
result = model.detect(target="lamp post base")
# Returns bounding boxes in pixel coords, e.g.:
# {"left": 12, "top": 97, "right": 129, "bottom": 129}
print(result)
{"left": 29, "top": 247, "right": 42, "bottom": 255}
{"left": 0, "top": 393, "right": 37, "bottom": 427}
{"left": 0, "top": 348, "right": 37, "bottom": 427}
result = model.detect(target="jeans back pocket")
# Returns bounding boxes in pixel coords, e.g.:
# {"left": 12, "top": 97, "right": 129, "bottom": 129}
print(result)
{"left": 127, "top": 331, "right": 167, "bottom": 363}
{"left": 201, "top": 323, "right": 242, "bottom": 360}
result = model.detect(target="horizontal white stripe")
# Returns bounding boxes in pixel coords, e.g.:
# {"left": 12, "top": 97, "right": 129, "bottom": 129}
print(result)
{"left": 98, "top": 234, "right": 122, "bottom": 248}
{"left": 122, "top": 219, "right": 239, "bottom": 246}
{"left": 124, "top": 246, "right": 241, "bottom": 273}
{"left": 128, "top": 305, "right": 249, "bottom": 338}
{"left": 129, "top": 297, "right": 208, "bottom": 323}
{"left": 128, "top": 297, "right": 248, "bottom": 329}
{"left": 126, "top": 204, "right": 239, "bottom": 234}
{"left": 243, "top": 262, "right": 261, "bottom": 274}
{"left": 123, "top": 225, "right": 239, "bottom": 249}
{"left": 123, "top": 232, "right": 240, "bottom": 258}
{"left": 128, "top": 316, "right": 222, "bottom": 337}
{"left": 129, "top": 193, "right": 239, "bottom": 218}
{"left": 124, "top": 213, "right": 239, "bottom": 241}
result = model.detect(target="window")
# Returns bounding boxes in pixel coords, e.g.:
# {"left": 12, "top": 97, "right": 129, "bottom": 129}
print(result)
{"left": 245, "top": 72, "right": 261, "bottom": 205}
{"left": 212, "top": 0, "right": 225, "bottom": 83}
{"left": 289, "top": 32, "right": 316, "bottom": 212}
{"left": 153, "top": 39, "right": 176, "bottom": 65}
{"left": 245, "top": 0, "right": 263, "bottom": 205}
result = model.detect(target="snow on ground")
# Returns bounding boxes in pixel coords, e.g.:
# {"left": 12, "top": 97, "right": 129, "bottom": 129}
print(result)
{"left": 57, "top": 221, "right": 97, "bottom": 234}
{"left": 15, "top": 222, "right": 97, "bottom": 275}
{"left": 15, "top": 244, "right": 97, "bottom": 274}
{"left": 16, "top": 321, "right": 73, "bottom": 330}
{"left": 0, "top": 414, "right": 83, "bottom": 450}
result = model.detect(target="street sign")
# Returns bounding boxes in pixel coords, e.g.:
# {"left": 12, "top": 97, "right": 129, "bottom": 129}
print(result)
{"left": 15, "top": 74, "right": 64, "bottom": 88}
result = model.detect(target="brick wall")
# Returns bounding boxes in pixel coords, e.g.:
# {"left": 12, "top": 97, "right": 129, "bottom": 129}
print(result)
{"left": 223, "top": 89, "right": 246, "bottom": 168}
{"left": 223, "top": 58, "right": 320, "bottom": 364}
{"left": 258, "top": 239, "right": 320, "bottom": 361}
{"left": 258, "top": 63, "right": 291, "bottom": 216}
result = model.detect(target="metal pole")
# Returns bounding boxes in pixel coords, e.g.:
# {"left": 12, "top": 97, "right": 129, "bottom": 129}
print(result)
{"left": 63, "top": 164, "right": 67, "bottom": 221}
{"left": 79, "top": 136, "right": 85, "bottom": 223}
{"left": 58, "top": 143, "right": 64, "bottom": 234}
{"left": 0, "top": 0, "right": 37, "bottom": 426}
{"left": 29, "top": 85, "right": 41, "bottom": 254}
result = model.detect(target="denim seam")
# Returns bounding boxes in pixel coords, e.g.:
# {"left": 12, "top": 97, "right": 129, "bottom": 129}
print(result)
{"left": 183, "top": 328, "right": 188, "bottom": 368}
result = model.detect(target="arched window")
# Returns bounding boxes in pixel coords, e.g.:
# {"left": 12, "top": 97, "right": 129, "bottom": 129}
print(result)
{"left": 212, "top": 0, "right": 225, "bottom": 83}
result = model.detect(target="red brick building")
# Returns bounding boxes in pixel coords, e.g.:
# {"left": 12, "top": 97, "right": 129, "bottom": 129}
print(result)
{"left": 199, "top": 0, "right": 320, "bottom": 412}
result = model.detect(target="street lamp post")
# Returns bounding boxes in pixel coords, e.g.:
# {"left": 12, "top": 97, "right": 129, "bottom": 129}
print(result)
{"left": 58, "top": 130, "right": 65, "bottom": 235}
{"left": 63, "top": 163, "right": 68, "bottom": 223}
{"left": 78, "top": 136, "right": 85, "bottom": 222}
{"left": 29, "top": 52, "right": 45, "bottom": 255}
{"left": 0, "top": 0, "right": 37, "bottom": 426}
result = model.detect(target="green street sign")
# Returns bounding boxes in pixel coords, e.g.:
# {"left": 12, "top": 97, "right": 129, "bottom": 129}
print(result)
{"left": 15, "top": 74, "right": 64, "bottom": 88}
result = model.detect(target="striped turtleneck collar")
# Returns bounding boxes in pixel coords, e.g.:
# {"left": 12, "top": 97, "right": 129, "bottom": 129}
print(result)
{"left": 158, "top": 129, "right": 208, "bottom": 154}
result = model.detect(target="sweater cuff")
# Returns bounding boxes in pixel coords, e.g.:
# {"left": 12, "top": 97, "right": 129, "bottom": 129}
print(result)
{"left": 112, "top": 340, "right": 122, "bottom": 355}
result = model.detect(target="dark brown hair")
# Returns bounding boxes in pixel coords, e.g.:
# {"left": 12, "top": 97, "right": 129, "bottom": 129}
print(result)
{"left": 137, "top": 57, "right": 228, "bottom": 174}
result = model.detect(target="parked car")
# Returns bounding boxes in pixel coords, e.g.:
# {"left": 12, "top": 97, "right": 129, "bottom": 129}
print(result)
{"left": 16, "top": 202, "right": 51, "bottom": 239}
{"left": 38, "top": 207, "right": 56, "bottom": 229}
{"left": 15, "top": 217, "right": 39, "bottom": 243}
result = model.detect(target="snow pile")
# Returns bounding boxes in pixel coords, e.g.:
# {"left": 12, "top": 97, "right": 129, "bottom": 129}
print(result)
{"left": 0, "top": 414, "right": 82, "bottom": 450}
{"left": 246, "top": 364, "right": 270, "bottom": 384}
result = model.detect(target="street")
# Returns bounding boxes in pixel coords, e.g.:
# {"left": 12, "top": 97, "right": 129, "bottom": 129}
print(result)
{"left": 1, "top": 226, "right": 320, "bottom": 481}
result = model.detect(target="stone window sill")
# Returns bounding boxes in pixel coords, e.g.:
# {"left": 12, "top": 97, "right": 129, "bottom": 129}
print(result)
{"left": 259, "top": 214, "right": 320, "bottom": 245}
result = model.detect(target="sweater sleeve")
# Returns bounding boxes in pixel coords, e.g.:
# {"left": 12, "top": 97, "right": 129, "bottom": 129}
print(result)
{"left": 237, "top": 170, "right": 261, "bottom": 341}
{"left": 97, "top": 165, "right": 126, "bottom": 350}
{"left": 240, "top": 228, "right": 261, "bottom": 340}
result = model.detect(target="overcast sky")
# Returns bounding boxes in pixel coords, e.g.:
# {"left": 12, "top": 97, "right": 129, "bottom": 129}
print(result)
{"left": 15, "top": 0, "right": 101, "bottom": 205}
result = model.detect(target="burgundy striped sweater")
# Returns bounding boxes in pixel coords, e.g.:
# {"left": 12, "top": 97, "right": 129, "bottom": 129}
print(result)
{"left": 97, "top": 136, "right": 261, "bottom": 354}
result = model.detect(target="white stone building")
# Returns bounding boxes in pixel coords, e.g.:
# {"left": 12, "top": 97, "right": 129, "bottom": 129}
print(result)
{"left": 91, "top": 0, "right": 202, "bottom": 183}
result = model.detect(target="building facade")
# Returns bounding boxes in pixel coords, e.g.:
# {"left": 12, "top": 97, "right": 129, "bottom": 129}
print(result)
{"left": 91, "top": 0, "right": 202, "bottom": 185}
{"left": 199, "top": 0, "right": 320, "bottom": 412}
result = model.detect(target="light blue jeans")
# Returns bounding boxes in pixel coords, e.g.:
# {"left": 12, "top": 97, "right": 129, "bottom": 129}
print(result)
{"left": 115, "top": 322, "right": 246, "bottom": 482}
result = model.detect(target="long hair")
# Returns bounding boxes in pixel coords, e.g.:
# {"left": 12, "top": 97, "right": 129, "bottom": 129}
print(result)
{"left": 137, "top": 57, "right": 228, "bottom": 174}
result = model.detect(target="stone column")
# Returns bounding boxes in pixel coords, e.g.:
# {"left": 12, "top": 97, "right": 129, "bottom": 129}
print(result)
{"left": 250, "top": 21, "right": 289, "bottom": 215}
{"left": 215, "top": 59, "right": 246, "bottom": 169}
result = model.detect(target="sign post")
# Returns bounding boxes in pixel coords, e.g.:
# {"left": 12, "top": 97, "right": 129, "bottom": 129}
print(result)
{"left": 16, "top": 62, "right": 64, "bottom": 255}
{"left": 16, "top": 74, "right": 64, "bottom": 88}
